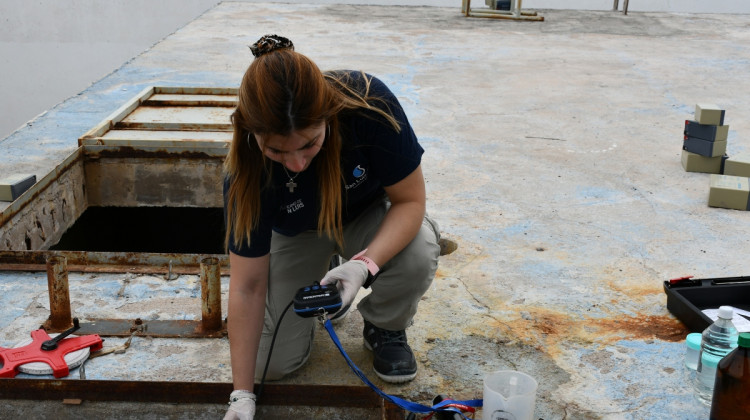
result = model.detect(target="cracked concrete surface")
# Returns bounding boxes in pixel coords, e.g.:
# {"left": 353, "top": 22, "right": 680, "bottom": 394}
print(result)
{"left": 2, "top": 2, "right": 750, "bottom": 419}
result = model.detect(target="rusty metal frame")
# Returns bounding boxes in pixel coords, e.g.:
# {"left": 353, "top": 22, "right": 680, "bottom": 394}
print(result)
{"left": 0, "top": 250, "right": 228, "bottom": 275}
{"left": 0, "top": 379, "right": 405, "bottom": 418}
{"left": 461, "top": 0, "right": 544, "bottom": 21}
{"left": 0, "top": 250, "right": 229, "bottom": 337}
{"left": 40, "top": 254, "right": 227, "bottom": 337}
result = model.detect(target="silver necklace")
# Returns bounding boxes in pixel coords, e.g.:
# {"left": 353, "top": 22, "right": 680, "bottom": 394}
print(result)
{"left": 282, "top": 166, "right": 300, "bottom": 193}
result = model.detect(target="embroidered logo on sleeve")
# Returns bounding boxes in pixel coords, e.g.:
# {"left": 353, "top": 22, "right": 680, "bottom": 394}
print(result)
{"left": 345, "top": 165, "right": 368, "bottom": 190}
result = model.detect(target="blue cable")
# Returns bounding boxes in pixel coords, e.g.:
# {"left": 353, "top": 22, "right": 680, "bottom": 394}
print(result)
{"left": 323, "top": 319, "right": 483, "bottom": 419}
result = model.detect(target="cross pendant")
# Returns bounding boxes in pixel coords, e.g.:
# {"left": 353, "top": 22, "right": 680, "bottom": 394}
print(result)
{"left": 286, "top": 180, "right": 297, "bottom": 193}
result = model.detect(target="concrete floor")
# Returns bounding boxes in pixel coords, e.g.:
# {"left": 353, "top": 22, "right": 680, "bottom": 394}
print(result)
{"left": 2, "top": 2, "right": 750, "bottom": 418}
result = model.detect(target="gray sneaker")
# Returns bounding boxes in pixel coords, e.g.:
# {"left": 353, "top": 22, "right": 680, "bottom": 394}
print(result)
{"left": 363, "top": 320, "right": 417, "bottom": 383}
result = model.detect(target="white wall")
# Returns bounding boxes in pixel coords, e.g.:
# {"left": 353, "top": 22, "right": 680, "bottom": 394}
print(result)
{"left": 0, "top": 0, "right": 219, "bottom": 140}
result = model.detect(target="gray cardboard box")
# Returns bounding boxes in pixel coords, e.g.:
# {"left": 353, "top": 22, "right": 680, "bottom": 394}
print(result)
{"left": 0, "top": 174, "right": 36, "bottom": 201}
{"left": 684, "top": 120, "right": 729, "bottom": 142}
{"left": 695, "top": 103, "right": 725, "bottom": 125}
{"left": 683, "top": 137, "right": 727, "bottom": 157}
{"left": 724, "top": 152, "right": 750, "bottom": 177}
{"left": 708, "top": 174, "right": 749, "bottom": 211}
{"left": 681, "top": 150, "right": 726, "bottom": 174}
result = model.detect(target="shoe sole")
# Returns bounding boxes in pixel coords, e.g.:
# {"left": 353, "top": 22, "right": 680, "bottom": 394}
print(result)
{"left": 330, "top": 304, "right": 351, "bottom": 325}
{"left": 363, "top": 339, "right": 417, "bottom": 383}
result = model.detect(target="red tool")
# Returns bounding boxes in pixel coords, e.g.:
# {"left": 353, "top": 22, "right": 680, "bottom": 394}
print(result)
{"left": 0, "top": 318, "right": 103, "bottom": 378}
{"left": 669, "top": 275, "right": 694, "bottom": 285}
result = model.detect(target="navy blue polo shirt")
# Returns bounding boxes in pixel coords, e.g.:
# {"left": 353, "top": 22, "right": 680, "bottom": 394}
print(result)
{"left": 225, "top": 71, "right": 423, "bottom": 257}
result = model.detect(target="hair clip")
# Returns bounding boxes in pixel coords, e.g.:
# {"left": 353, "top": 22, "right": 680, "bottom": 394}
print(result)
{"left": 249, "top": 34, "right": 294, "bottom": 58}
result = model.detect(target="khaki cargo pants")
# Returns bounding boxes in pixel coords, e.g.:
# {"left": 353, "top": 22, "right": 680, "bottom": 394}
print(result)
{"left": 255, "top": 196, "right": 440, "bottom": 380}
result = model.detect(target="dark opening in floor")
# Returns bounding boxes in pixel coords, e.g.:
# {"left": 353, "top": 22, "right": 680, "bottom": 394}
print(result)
{"left": 50, "top": 207, "right": 225, "bottom": 254}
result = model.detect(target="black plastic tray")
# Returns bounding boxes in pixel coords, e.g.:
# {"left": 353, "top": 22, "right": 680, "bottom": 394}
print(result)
{"left": 663, "top": 276, "right": 750, "bottom": 332}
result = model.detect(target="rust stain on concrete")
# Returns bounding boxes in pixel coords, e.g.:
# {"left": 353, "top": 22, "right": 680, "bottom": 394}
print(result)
{"left": 592, "top": 314, "right": 688, "bottom": 342}
{"left": 484, "top": 307, "right": 688, "bottom": 360}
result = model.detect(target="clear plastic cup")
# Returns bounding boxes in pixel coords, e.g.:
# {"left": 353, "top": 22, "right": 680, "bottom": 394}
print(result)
{"left": 685, "top": 332, "right": 702, "bottom": 370}
{"left": 483, "top": 370, "right": 538, "bottom": 420}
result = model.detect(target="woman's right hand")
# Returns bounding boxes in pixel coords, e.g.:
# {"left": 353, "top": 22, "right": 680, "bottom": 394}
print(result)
{"left": 223, "top": 390, "right": 256, "bottom": 420}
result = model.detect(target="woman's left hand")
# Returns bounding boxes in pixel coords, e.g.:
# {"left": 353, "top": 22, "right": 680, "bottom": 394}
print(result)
{"left": 320, "top": 260, "right": 369, "bottom": 310}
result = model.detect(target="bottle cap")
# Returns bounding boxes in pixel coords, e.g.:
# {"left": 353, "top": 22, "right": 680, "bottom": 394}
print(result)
{"left": 686, "top": 333, "right": 702, "bottom": 350}
{"left": 738, "top": 332, "right": 750, "bottom": 348}
{"left": 718, "top": 306, "right": 734, "bottom": 319}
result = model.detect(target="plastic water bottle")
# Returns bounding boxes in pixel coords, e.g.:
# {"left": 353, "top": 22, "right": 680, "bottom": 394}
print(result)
{"left": 709, "top": 332, "right": 750, "bottom": 420}
{"left": 697, "top": 352, "right": 723, "bottom": 404}
{"left": 694, "top": 306, "right": 739, "bottom": 405}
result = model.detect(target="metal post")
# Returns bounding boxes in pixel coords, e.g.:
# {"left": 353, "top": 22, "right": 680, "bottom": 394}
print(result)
{"left": 45, "top": 255, "right": 72, "bottom": 331}
{"left": 462, "top": 0, "right": 543, "bottom": 21}
{"left": 200, "top": 257, "right": 222, "bottom": 332}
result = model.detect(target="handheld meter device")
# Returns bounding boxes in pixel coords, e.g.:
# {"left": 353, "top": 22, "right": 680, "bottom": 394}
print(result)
{"left": 293, "top": 282, "right": 342, "bottom": 317}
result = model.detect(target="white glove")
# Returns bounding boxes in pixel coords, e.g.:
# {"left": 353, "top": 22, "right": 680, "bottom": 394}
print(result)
{"left": 320, "top": 260, "right": 369, "bottom": 311}
{"left": 223, "top": 390, "right": 256, "bottom": 420}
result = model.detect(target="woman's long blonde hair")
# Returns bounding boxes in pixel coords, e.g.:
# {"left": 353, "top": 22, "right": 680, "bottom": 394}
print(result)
{"left": 224, "top": 47, "right": 400, "bottom": 252}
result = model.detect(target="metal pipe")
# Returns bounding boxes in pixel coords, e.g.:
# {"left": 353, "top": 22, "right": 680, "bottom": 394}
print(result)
{"left": 0, "top": 379, "right": 370, "bottom": 406}
{"left": 0, "top": 250, "right": 229, "bottom": 275}
{"left": 200, "top": 256, "right": 222, "bottom": 332}
{"left": 45, "top": 255, "right": 72, "bottom": 331}
{"left": 0, "top": 379, "right": 403, "bottom": 418}
{"left": 466, "top": 10, "right": 543, "bottom": 20}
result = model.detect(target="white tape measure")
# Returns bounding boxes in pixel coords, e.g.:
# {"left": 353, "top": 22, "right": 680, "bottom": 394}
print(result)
{"left": 13, "top": 334, "right": 90, "bottom": 375}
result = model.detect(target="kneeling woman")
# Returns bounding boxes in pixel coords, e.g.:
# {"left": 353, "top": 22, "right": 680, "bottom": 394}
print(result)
{"left": 223, "top": 34, "right": 440, "bottom": 420}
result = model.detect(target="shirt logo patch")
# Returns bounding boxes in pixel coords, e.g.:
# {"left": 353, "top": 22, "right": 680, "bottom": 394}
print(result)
{"left": 345, "top": 164, "right": 368, "bottom": 190}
